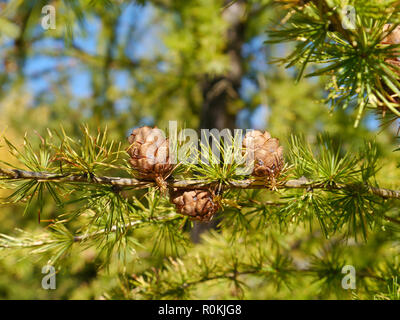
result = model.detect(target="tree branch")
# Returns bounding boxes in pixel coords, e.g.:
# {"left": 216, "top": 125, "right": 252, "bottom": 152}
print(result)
{"left": 0, "top": 214, "right": 179, "bottom": 250}
{"left": 1, "top": 167, "right": 400, "bottom": 199}
{"left": 311, "top": 0, "right": 354, "bottom": 44}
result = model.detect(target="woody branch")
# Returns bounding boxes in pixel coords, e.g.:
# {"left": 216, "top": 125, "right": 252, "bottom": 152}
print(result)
{"left": 1, "top": 167, "right": 400, "bottom": 199}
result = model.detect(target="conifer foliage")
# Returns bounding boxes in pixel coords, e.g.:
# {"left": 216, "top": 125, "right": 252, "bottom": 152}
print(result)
{"left": 0, "top": 123, "right": 399, "bottom": 299}
{"left": 0, "top": 0, "right": 400, "bottom": 300}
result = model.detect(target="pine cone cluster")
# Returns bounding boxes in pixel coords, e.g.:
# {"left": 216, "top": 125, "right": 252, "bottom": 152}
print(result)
{"left": 127, "top": 126, "right": 220, "bottom": 220}
{"left": 127, "top": 126, "right": 173, "bottom": 181}
{"left": 126, "top": 126, "right": 281, "bottom": 220}
{"left": 242, "top": 130, "right": 284, "bottom": 179}
{"left": 170, "top": 189, "right": 219, "bottom": 222}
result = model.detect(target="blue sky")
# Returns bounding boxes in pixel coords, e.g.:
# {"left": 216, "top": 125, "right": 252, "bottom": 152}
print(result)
{"left": 18, "top": 2, "right": 382, "bottom": 131}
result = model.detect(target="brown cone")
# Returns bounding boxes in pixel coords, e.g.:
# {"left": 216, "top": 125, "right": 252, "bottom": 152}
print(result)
{"left": 170, "top": 189, "right": 219, "bottom": 222}
{"left": 382, "top": 24, "right": 400, "bottom": 67}
{"left": 379, "top": 24, "right": 400, "bottom": 115}
{"left": 127, "top": 126, "right": 173, "bottom": 180}
{"left": 382, "top": 24, "right": 400, "bottom": 45}
{"left": 243, "top": 130, "right": 284, "bottom": 178}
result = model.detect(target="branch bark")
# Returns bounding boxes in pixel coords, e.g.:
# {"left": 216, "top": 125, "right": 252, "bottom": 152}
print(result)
{"left": 1, "top": 167, "right": 400, "bottom": 199}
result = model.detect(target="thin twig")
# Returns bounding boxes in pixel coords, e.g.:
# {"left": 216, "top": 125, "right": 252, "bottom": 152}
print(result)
{"left": 0, "top": 214, "right": 179, "bottom": 250}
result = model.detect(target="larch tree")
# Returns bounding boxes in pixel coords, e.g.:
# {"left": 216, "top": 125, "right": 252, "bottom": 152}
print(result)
{"left": 0, "top": 0, "right": 399, "bottom": 300}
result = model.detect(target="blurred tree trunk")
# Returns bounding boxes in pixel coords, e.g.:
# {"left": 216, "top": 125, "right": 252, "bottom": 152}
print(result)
{"left": 192, "top": 0, "right": 246, "bottom": 243}
{"left": 199, "top": 0, "right": 245, "bottom": 130}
